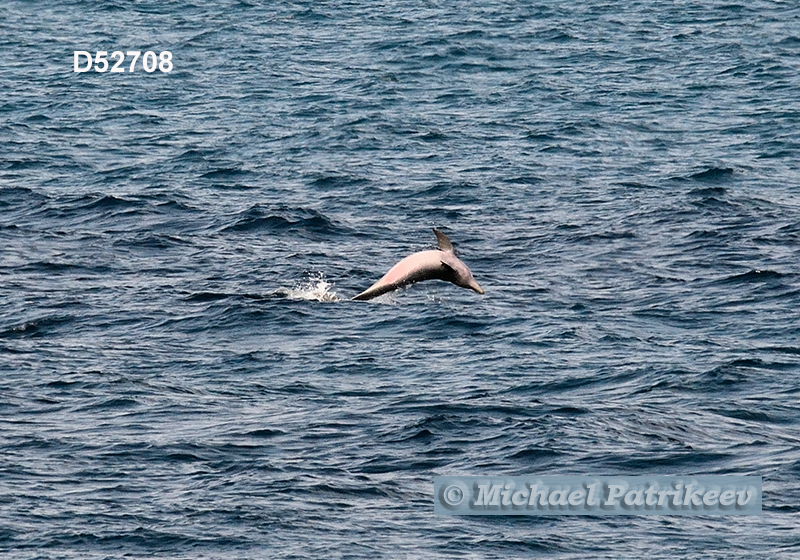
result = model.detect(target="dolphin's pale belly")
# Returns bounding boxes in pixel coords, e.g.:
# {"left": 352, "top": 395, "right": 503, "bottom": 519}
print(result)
{"left": 353, "top": 251, "right": 447, "bottom": 301}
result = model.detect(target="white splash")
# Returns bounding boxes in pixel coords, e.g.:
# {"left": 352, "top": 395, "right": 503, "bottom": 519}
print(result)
{"left": 275, "top": 272, "right": 341, "bottom": 302}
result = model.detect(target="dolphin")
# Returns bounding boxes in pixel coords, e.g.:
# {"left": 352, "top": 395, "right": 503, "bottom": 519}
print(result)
{"left": 352, "top": 229, "right": 484, "bottom": 301}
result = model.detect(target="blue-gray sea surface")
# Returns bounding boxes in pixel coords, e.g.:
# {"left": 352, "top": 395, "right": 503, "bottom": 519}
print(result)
{"left": 2, "top": 1, "right": 800, "bottom": 558}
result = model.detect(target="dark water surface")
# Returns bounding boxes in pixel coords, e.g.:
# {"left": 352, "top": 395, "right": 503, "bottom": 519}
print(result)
{"left": 2, "top": 1, "right": 800, "bottom": 558}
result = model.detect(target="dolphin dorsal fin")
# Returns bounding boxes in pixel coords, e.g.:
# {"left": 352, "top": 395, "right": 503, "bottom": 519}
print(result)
{"left": 433, "top": 228, "right": 455, "bottom": 252}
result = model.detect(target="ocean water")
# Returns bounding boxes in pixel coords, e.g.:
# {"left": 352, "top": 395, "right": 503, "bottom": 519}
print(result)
{"left": 2, "top": 0, "right": 800, "bottom": 557}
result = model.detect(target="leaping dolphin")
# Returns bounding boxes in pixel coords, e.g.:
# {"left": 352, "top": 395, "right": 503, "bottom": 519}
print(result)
{"left": 352, "top": 229, "right": 484, "bottom": 301}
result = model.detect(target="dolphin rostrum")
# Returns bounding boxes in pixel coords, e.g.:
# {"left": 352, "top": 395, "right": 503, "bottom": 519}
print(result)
{"left": 352, "top": 229, "right": 484, "bottom": 301}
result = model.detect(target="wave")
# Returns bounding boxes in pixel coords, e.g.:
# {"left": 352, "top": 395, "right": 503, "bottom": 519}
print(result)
{"left": 0, "top": 315, "right": 75, "bottom": 339}
{"left": 715, "top": 269, "right": 785, "bottom": 284}
{"left": 200, "top": 167, "right": 255, "bottom": 180}
{"left": 68, "top": 194, "right": 146, "bottom": 211}
{"left": 688, "top": 167, "right": 735, "bottom": 182}
{"left": 310, "top": 174, "right": 369, "bottom": 190}
{"left": 220, "top": 205, "right": 344, "bottom": 235}
{"left": 0, "top": 186, "right": 49, "bottom": 209}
